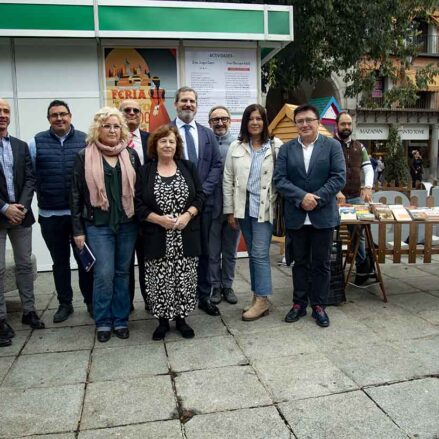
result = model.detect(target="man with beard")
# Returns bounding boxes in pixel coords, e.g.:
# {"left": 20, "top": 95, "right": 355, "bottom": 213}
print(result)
{"left": 208, "top": 105, "right": 240, "bottom": 306}
{"left": 334, "top": 111, "right": 374, "bottom": 285}
{"left": 173, "top": 87, "right": 222, "bottom": 316}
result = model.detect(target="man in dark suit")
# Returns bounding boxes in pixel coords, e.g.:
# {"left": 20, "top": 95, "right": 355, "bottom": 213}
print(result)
{"left": 119, "top": 99, "right": 149, "bottom": 311}
{"left": 274, "top": 104, "right": 346, "bottom": 327}
{"left": 173, "top": 86, "right": 223, "bottom": 316}
{"left": 0, "top": 99, "right": 44, "bottom": 347}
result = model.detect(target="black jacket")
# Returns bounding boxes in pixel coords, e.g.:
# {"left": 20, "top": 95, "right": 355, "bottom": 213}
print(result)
{"left": 70, "top": 147, "right": 140, "bottom": 236}
{"left": 0, "top": 136, "right": 35, "bottom": 228}
{"left": 135, "top": 159, "right": 205, "bottom": 259}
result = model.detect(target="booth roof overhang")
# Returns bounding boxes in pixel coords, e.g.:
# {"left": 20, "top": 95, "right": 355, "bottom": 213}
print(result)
{"left": 0, "top": 0, "right": 294, "bottom": 65}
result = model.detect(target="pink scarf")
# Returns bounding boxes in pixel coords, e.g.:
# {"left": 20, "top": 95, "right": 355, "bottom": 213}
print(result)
{"left": 84, "top": 139, "right": 136, "bottom": 218}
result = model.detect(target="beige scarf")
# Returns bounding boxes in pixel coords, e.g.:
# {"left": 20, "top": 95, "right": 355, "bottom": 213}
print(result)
{"left": 84, "top": 140, "right": 136, "bottom": 218}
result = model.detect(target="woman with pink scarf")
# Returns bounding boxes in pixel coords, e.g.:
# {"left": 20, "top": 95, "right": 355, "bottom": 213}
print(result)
{"left": 71, "top": 107, "right": 139, "bottom": 343}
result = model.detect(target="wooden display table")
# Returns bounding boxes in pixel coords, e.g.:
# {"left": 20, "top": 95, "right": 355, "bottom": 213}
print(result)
{"left": 341, "top": 218, "right": 439, "bottom": 303}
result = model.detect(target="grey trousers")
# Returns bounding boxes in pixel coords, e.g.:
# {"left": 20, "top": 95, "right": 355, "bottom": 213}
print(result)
{"left": 0, "top": 226, "right": 35, "bottom": 320}
{"left": 208, "top": 215, "right": 241, "bottom": 288}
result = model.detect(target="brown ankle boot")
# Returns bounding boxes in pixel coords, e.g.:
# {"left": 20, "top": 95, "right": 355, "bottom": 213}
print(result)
{"left": 243, "top": 294, "right": 256, "bottom": 312}
{"left": 242, "top": 296, "right": 269, "bottom": 321}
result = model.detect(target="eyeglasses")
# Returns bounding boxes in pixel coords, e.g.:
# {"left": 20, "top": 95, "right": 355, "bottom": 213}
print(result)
{"left": 101, "top": 124, "right": 121, "bottom": 130}
{"left": 123, "top": 107, "right": 140, "bottom": 114}
{"left": 49, "top": 112, "right": 70, "bottom": 119}
{"left": 209, "top": 117, "right": 230, "bottom": 124}
{"left": 295, "top": 118, "right": 318, "bottom": 126}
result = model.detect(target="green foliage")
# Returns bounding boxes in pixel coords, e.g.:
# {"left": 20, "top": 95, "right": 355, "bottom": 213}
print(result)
{"left": 264, "top": 0, "right": 439, "bottom": 107}
{"left": 384, "top": 126, "right": 409, "bottom": 186}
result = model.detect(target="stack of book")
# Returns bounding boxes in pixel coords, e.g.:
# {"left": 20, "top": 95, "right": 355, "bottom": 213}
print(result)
{"left": 354, "top": 205, "right": 375, "bottom": 221}
{"left": 371, "top": 204, "right": 395, "bottom": 221}
{"left": 389, "top": 205, "right": 412, "bottom": 222}
{"left": 339, "top": 206, "right": 357, "bottom": 221}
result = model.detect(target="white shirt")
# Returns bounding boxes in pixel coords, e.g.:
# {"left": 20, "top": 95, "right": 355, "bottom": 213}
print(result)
{"left": 131, "top": 128, "right": 144, "bottom": 165}
{"left": 176, "top": 118, "right": 199, "bottom": 160}
{"left": 298, "top": 134, "right": 318, "bottom": 225}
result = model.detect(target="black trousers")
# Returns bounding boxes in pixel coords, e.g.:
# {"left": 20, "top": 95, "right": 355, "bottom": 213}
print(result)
{"left": 197, "top": 207, "right": 213, "bottom": 302}
{"left": 129, "top": 234, "right": 147, "bottom": 306}
{"left": 288, "top": 225, "right": 333, "bottom": 307}
{"left": 39, "top": 215, "right": 93, "bottom": 306}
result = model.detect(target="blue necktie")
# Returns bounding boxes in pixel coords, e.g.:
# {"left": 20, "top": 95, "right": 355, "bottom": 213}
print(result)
{"left": 183, "top": 124, "right": 198, "bottom": 164}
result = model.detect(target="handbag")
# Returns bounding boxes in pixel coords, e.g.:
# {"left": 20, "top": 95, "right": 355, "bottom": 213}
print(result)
{"left": 270, "top": 139, "right": 286, "bottom": 237}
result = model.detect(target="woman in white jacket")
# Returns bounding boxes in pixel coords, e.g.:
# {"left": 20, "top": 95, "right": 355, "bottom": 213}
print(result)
{"left": 223, "top": 104, "right": 282, "bottom": 321}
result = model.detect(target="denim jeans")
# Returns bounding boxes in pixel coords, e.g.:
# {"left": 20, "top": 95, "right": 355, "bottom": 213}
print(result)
{"left": 86, "top": 221, "right": 138, "bottom": 330}
{"left": 238, "top": 208, "right": 273, "bottom": 297}
{"left": 346, "top": 196, "right": 366, "bottom": 267}
{"left": 39, "top": 215, "right": 93, "bottom": 306}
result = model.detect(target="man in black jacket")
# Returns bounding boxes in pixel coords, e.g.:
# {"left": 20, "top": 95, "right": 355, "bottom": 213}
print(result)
{"left": 0, "top": 99, "right": 44, "bottom": 347}
{"left": 119, "top": 99, "right": 149, "bottom": 311}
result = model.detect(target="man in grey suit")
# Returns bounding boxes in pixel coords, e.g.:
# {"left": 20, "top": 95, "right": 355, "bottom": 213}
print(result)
{"left": 173, "top": 87, "right": 223, "bottom": 316}
{"left": 0, "top": 99, "right": 44, "bottom": 347}
{"left": 274, "top": 104, "right": 345, "bottom": 327}
{"left": 208, "top": 105, "right": 240, "bottom": 305}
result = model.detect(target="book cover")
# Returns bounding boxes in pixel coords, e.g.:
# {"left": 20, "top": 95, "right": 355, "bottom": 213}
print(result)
{"left": 390, "top": 206, "right": 412, "bottom": 222}
{"left": 374, "top": 207, "right": 395, "bottom": 221}
{"left": 74, "top": 242, "right": 96, "bottom": 272}
{"left": 339, "top": 206, "right": 357, "bottom": 221}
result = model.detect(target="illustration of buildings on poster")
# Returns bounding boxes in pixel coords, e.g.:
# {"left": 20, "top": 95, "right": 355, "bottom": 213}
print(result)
{"left": 105, "top": 48, "right": 178, "bottom": 131}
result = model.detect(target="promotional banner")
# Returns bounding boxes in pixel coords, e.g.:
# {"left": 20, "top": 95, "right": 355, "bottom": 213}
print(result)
{"left": 104, "top": 48, "right": 178, "bottom": 131}
{"left": 185, "top": 48, "right": 258, "bottom": 136}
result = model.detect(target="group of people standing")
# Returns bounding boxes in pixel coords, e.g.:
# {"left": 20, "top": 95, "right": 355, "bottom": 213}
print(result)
{"left": 0, "top": 87, "right": 351, "bottom": 348}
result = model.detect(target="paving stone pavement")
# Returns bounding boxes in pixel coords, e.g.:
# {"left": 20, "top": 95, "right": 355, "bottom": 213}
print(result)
{"left": 1, "top": 251, "right": 439, "bottom": 438}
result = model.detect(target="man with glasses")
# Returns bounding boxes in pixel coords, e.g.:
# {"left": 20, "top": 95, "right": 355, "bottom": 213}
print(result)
{"left": 0, "top": 99, "right": 44, "bottom": 347}
{"left": 29, "top": 100, "right": 93, "bottom": 322}
{"left": 119, "top": 99, "right": 149, "bottom": 311}
{"left": 173, "top": 87, "right": 222, "bottom": 316}
{"left": 274, "top": 104, "right": 345, "bottom": 328}
{"left": 208, "top": 106, "right": 240, "bottom": 306}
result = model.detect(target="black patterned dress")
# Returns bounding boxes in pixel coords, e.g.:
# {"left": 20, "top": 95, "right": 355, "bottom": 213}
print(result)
{"left": 144, "top": 169, "right": 198, "bottom": 319}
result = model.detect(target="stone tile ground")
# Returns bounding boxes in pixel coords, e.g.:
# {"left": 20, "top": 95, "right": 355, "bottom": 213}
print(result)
{"left": 1, "top": 249, "right": 439, "bottom": 438}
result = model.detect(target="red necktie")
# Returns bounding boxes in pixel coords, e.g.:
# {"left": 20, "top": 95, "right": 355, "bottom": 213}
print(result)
{"left": 127, "top": 132, "right": 135, "bottom": 148}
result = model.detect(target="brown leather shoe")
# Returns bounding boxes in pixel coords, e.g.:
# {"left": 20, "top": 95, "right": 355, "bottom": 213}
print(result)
{"left": 242, "top": 296, "right": 269, "bottom": 321}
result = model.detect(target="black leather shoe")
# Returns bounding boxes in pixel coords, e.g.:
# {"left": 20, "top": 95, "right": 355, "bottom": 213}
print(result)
{"left": 97, "top": 330, "right": 112, "bottom": 343}
{"left": 210, "top": 287, "right": 222, "bottom": 304}
{"left": 22, "top": 311, "right": 45, "bottom": 329}
{"left": 0, "top": 321, "right": 12, "bottom": 347}
{"left": 53, "top": 304, "right": 74, "bottom": 323}
{"left": 312, "top": 305, "right": 330, "bottom": 327}
{"left": 175, "top": 318, "right": 195, "bottom": 339}
{"left": 0, "top": 334, "right": 12, "bottom": 347}
{"left": 285, "top": 304, "right": 307, "bottom": 323}
{"left": 113, "top": 327, "right": 130, "bottom": 339}
{"left": 152, "top": 318, "right": 170, "bottom": 341}
{"left": 0, "top": 321, "right": 15, "bottom": 338}
{"left": 222, "top": 287, "right": 238, "bottom": 304}
{"left": 198, "top": 300, "right": 221, "bottom": 316}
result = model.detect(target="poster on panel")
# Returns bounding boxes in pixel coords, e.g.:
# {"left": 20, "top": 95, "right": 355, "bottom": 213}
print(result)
{"left": 185, "top": 48, "right": 258, "bottom": 136}
{"left": 104, "top": 48, "right": 178, "bottom": 131}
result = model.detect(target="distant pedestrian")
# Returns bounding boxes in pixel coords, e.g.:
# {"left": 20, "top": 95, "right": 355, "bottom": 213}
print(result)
{"left": 410, "top": 150, "right": 423, "bottom": 188}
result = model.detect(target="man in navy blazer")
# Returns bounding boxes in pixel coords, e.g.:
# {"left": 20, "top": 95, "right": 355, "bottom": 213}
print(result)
{"left": 120, "top": 99, "right": 150, "bottom": 311}
{"left": 0, "top": 99, "right": 44, "bottom": 347}
{"left": 173, "top": 87, "right": 223, "bottom": 316}
{"left": 274, "top": 104, "right": 346, "bottom": 327}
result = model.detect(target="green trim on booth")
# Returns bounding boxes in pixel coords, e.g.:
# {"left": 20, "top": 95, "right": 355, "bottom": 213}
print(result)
{"left": 268, "top": 11, "right": 290, "bottom": 35}
{"left": 0, "top": 4, "right": 94, "bottom": 30}
{"left": 99, "top": 6, "right": 263, "bottom": 33}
